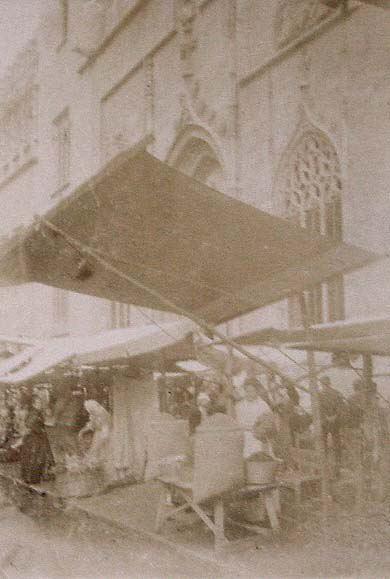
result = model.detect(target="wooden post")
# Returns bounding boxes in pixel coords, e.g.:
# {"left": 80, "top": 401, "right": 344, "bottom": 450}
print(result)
{"left": 299, "top": 293, "right": 330, "bottom": 520}
{"left": 363, "top": 354, "right": 373, "bottom": 387}
{"left": 363, "top": 354, "right": 375, "bottom": 500}
{"left": 225, "top": 321, "right": 235, "bottom": 417}
{"left": 158, "top": 371, "right": 168, "bottom": 414}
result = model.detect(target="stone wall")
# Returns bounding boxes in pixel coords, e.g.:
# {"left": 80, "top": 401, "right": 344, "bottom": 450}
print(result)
{"left": 0, "top": 0, "right": 389, "bottom": 337}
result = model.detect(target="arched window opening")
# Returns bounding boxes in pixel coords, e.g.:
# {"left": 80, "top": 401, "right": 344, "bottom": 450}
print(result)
{"left": 279, "top": 130, "right": 344, "bottom": 326}
{"left": 171, "top": 134, "right": 225, "bottom": 192}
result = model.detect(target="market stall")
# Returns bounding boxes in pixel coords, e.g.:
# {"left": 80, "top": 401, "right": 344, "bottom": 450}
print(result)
{"left": 0, "top": 319, "right": 197, "bottom": 486}
{"left": 0, "top": 141, "right": 380, "bottom": 540}
{"left": 236, "top": 317, "right": 390, "bottom": 504}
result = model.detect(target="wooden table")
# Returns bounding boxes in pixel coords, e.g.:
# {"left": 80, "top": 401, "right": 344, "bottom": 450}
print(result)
{"left": 155, "top": 476, "right": 280, "bottom": 552}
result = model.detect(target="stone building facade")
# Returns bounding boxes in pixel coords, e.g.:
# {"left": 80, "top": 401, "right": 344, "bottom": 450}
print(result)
{"left": 0, "top": 0, "right": 389, "bottom": 339}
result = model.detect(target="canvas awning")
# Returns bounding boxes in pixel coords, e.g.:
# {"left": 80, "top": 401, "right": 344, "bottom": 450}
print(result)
{"left": 234, "top": 317, "right": 390, "bottom": 357}
{"left": 0, "top": 334, "right": 39, "bottom": 359}
{"left": 0, "top": 334, "right": 39, "bottom": 347}
{"left": 233, "top": 327, "right": 307, "bottom": 346}
{"left": 0, "top": 143, "right": 377, "bottom": 326}
{"left": 0, "top": 319, "right": 196, "bottom": 385}
{"left": 321, "top": 1, "right": 389, "bottom": 9}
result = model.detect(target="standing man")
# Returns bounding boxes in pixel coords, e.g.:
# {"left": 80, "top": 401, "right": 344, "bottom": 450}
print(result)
{"left": 319, "top": 375, "right": 344, "bottom": 477}
{"left": 235, "top": 379, "right": 271, "bottom": 459}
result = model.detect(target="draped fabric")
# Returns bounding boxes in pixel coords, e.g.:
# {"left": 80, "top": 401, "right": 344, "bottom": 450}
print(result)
{"left": 109, "top": 375, "right": 159, "bottom": 482}
{"left": 109, "top": 380, "right": 134, "bottom": 481}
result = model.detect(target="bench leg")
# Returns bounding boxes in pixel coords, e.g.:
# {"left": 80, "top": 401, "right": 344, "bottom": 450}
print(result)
{"left": 155, "top": 486, "right": 193, "bottom": 532}
{"left": 265, "top": 492, "right": 280, "bottom": 532}
{"left": 213, "top": 498, "right": 226, "bottom": 551}
{"left": 155, "top": 487, "right": 169, "bottom": 532}
{"left": 272, "top": 489, "right": 281, "bottom": 514}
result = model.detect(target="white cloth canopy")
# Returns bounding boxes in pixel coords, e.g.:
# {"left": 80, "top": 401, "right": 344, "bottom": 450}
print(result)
{"left": 236, "top": 316, "right": 390, "bottom": 357}
{"left": 0, "top": 319, "right": 196, "bottom": 384}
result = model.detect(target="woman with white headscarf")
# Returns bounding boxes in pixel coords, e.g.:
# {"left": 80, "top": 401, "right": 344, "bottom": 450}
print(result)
{"left": 78, "top": 399, "right": 111, "bottom": 469}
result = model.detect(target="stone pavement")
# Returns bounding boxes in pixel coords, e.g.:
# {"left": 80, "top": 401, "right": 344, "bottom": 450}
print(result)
{"left": 70, "top": 479, "right": 278, "bottom": 575}
{"left": 0, "top": 464, "right": 278, "bottom": 577}
{"left": 2, "top": 464, "right": 389, "bottom": 578}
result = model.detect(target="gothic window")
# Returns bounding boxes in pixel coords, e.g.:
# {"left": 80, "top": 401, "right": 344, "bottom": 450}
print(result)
{"left": 279, "top": 130, "right": 344, "bottom": 326}
{"left": 274, "top": 0, "right": 335, "bottom": 49}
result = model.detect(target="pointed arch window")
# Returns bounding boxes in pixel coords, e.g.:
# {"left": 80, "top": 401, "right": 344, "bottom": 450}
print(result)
{"left": 279, "top": 129, "right": 344, "bottom": 326}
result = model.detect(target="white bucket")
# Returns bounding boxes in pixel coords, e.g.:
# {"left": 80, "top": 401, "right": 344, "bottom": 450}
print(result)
{"left": 245, "top": 459, "right": 279, "bottom": 485}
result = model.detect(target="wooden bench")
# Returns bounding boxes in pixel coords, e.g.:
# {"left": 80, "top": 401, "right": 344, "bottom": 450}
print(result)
{"left": 155, "top": 413, "right": 245, "bottom": 551}
{"left": 279, "top": 446, "right": 321, "bottom": 512}
{"left": 156, "top": 476, "right": 280, "bottom": 551}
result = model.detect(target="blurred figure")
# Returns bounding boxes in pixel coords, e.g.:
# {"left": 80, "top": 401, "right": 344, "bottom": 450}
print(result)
{"left": 235, "top": 380, "right": 270, "bottom": 459}
{"left": 51, "top": 383, "right": 85, "bottom": 472}
{"left": 347, "top": 379, "right": 365, "bottom": 429}
{"left": 187, "top": 392, "right": 203, "bottom": 435}
{"left": 78, "top": 399, "right": 111, "bottom": 469}
{"left": 0, "top": 404, "right": 22, "bottom": 463}
{"left": 272, "top": 381, "right": 311, "bottom": 468}
{"left": 319, "top": 375, "right": 344, "bottom": 476}
{"left": 196, "top": 392, "right": 211, "bottom": 421}
{"left": 207, "top": 382, "right": 228, "bottom": 415}
{"left": 20, "top": 394, "right": 55, "bottom": 484}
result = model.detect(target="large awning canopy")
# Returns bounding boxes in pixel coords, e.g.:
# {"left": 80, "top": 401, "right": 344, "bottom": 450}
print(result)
{"left": 0, "top": 319, "right": 196, "bottom": 385}
{"left": 321, "top": 1, "right": 389, "bottom": 9}
{"left": 235, "top": 317, "right": 390, "bottom": 357}
{"left": 0, "top": 144, "right": 377, "bottom": 325}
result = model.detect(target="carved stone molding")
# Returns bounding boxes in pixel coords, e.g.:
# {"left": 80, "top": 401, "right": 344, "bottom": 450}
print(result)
{"left": 0, "top": 39, "right": 39, "bottom": 106}
{"left": 176, "top": 0, "right": 235, "bottom": 143}
{"left": 75, "top": 1, "right": 144, "bottom": 59}
{"left": 143, "top": 55, "right": 154, "bottom": 141}
{"left": 0, "top": 40, "right": 39, "bottom": 188}
{"left": 274, "top": 0, "right": 337, "bottom": 49}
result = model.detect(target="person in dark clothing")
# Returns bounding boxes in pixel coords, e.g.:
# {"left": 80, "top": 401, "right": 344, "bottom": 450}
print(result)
{"left": 347, "top": 379, "right": 365, "bottom": 429}
{"left": 319, "top": 375, "right": 344, "bottom": 475}
{"left": 20, "top": 395, "right": 55, "bottom": 484}
{"left": 188, "top": 405, "right": 202, "bottom": 435}
{"left": 0, "top": 406, "right": 22, "bottom": 463}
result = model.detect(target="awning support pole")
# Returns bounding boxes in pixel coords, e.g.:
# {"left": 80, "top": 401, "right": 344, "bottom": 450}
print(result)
{"left": 224, "top": 322, "right": 235, "bottom": 417}
{"left": 41, "top": 218, "right": 310, "bottom": 392}
{"left": 298, "top": 293, "right": 330, "bottom": 523}
{"left": 362, "top": 354, "right": 375, "bottom": 503}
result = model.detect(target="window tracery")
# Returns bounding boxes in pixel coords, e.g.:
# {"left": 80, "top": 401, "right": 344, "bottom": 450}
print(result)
{"left": 282, "top": 130, "right": 342, "bottom": 232}
{"left": 279, "top": 129, "right": 344, "bottom": 325}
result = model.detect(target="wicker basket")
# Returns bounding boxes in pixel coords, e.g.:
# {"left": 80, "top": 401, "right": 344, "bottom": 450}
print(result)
{"left": 56, "top": 470, "right": 105, "bottom": 498}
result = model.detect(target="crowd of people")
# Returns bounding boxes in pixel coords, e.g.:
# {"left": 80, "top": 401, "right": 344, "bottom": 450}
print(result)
{"left": 0, "top": 382, "right": 112, "bottom": 486}
{"left": 0, "top": 367, "right": 387, "bottom": 495}
{"left": 173, "top": 370, "right": 389, "bottom": 484}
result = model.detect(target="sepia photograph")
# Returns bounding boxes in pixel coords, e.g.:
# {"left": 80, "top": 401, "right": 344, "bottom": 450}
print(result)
{"left": 0, "top": 1, "right": 389, "bottom": 577}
